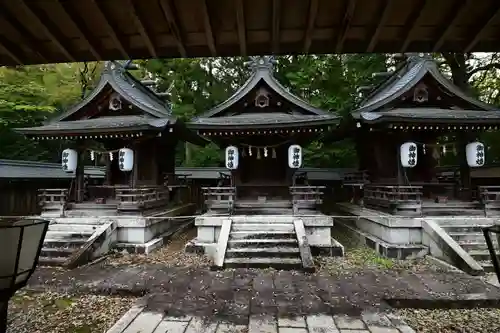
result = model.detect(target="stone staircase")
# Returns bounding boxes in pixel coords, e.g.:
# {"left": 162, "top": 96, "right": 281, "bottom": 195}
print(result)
{"left": 224, "top": 217, "right": 303, "bottom": 270}
{"left": 441, "top": 220, "right": 498, "bottom": 272}
{"left": 40, "top": 218, "right": 115, "bottom": 267}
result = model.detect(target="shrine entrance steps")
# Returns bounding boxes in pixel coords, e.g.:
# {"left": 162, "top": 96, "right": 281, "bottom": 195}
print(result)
{"left": 223, "top": 217, "right": 310, "bottom": 271}
{"left": 39, "top": 218, "right": 116, "bottom": 267}
{"left": 440, "top": 220, "right": 498, "bottom": 272}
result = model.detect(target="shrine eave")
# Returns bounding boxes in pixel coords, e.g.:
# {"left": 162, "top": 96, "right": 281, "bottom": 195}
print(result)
{"left": 15, "top": 115, "right": 173, "bottom": 139}
{"left": 355, "top": 108, "right": 500, "bottom": 125}
{"left": 189, "top": 113, "right": 338, "bottom": 131}
{"left": 354, "top": 56, "right": 497, "bottom": 115}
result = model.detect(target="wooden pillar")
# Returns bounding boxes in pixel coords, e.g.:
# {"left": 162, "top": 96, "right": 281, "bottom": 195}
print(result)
{"left": 458, "top": 132, "right": 472, "bottom": 200}
{"left": 185, "top": 142, "right": 192, "bottom": 166}
{"left": 75, "top": 146, "right": 85, "bottom": 202}
{"left": 131, "top": 144, "right": 139, "bottom": 188}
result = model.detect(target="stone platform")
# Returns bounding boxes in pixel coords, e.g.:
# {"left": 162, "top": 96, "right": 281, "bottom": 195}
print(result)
{"left": 107, "top": 306, "right": 416, "bottom": 333}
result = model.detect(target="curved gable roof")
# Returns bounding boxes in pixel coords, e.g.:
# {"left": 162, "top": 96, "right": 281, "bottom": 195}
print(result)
{"left": 353, "top": 55, "right": 498, "bottom": 118}
{"left": 200, "top": 56, "right": 329, "bottom": 118}
{"left": 53, "top": 61, "right": 172, "bottom": 122}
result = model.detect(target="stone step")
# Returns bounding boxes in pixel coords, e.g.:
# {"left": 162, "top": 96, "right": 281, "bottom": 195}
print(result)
{"left": 230, "top": 216, "right": 296, "bottom": 223}
{"left": 442, "top": 225, "right": 492, "bottom": 233}
{"left": 477, "top": 261, "right": 496, "bottom": 273}
{"left": 48, "top": 224, "right": 100, "bottom": 233}
{"left": 40, "top": 247, "right": 76, "bottom": 258}
{"left": 224, "top": 257, "right": 302, "bottom": 269}
{"left": 468, "top": 250, "right": 495, "bottom": 262}
{"left": 49, "top": 218, "right": 111, "bottom": 225}
{"left": 448, "top": 232, "right": 496, "bottom": 243}
{"left": 229, "top": 231, "right": 295, "bottom": 240}
{"left": 228, "top": 238, "right": 298, "bottom": 248}
{"left": 459, "top": 241, "right": 493, "bottom": 251}
{"left": 38, "top": 256, "right": 68, "bottom": 266}
{"left": 43, "top": 238, "right": 87, "bottom": 249}
{"left": 437, "top": 219, "right": 494, "bottom": 226}
{"left": 231, "top": 223, "right": 295, "bottom": 232}
{"left": 45, "top": 230, "right": 94, "bottom": 240}
{"left": 230, "top": 219, "right": 294, "bottom": 224}
{"left": 65, "top": 210, "right": 118, "bottom": 217}
{"left": 225, "top": 247, "right": 300, "bottom": 258}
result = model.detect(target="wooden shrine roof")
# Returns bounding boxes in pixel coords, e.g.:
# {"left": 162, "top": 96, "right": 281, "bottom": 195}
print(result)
{"left": 351, "top": 54, "right": 500, "bottom": 124}
{"left": 1, "top": 0, "right": 499, "bottom": 66}
{"left": 54, "top": 61, "right": 172, "bottom": 122}
{"left": 15, "top": 60, "right": 208, "bottom": 145}
{"left": 190, "top": 56, "right": 338, "bottom": 131}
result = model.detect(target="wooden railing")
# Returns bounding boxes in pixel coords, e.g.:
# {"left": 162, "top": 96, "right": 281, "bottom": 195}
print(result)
{"left": 479, "top": 186, "right": 500, "bottom": 214}
{"left": 202, "top": 186, "right": 236, "bottom": 213}
{"left": 290, "top": 186, "right": 325, "bottom": 213}
{"left": 116, "top": 186, "right": 170, "bottom": 212}
{"left": 38, "top": 188, "right": 68, "bottom": 215}
{"left": 342, "top": 170, "right": 369, "bottom": 186}
{"left": 364, "top": 185, "right": 422, "bottom": 216}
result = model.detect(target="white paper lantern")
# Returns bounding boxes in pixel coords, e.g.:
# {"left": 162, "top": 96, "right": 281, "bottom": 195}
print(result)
{"left": 225, "top": 146, "right": 239, "bottom": 170}
{"left": 61, "top": 148, "right": 77, "bottom": 173}
{"left": 288, "top": 145, "right": 302, "bottom": 169}
{"left": 400, "top": 142, "right": 418, "bottom": 168}
{"left": 466, "top": 141, "right": 485, "bottom": 167}
{"left": 118, "top": 148, "right": 134, "bottom": 172}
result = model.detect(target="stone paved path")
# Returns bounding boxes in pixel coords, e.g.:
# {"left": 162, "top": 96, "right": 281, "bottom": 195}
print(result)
{"left": 107, "top": 304, "right": 416, "bottom": 333}
{"left": 28, "top": 264, "right": 500, "bottom": 324}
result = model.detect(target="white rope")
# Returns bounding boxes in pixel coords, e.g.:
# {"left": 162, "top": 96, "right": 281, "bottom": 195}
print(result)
{"left": 0, "top": 214, "right": 488, "bottom": 221}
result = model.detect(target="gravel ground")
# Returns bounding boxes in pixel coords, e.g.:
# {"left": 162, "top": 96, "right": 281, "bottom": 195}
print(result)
{"left": 104, "top": 227, "right": 211, "bottom": 267}
{"left": 8, "top": 290, "right": 136, "bottom": 333}
{"left": 397, "top": 308, "right": 500, "bottom": 333}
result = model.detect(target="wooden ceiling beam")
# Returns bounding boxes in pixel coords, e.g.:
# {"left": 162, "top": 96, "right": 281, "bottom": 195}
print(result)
{"left": 17, "top": 0, "right": 75, "bottom": 62}
{"left": 235, "top": 0, "right": 247, "bottom": 56}
{"left": 399, "top": 0, "right": 426, "bottom": 53}
{"left": 159, "top": 0, "right": 187, "bottom": 57}
{"left": 0, "top": 37, "right": 23, "bottom": 65}
{"left": 57, "top": 0, "right": 102, "bottom": 60}
{"left": 303, "top": 0, "right": 319, "bottom": 53}
{"left": 0, "top": 5, "right": 48, "bottom": 63}
{"left": 366, "top": 0, "right": 393, "bottom": 52}
{"left": 272, "top": 0, "right": 281, "bottom": 54}
{"left": 335, "top": 0, "right": 357, "bottom": 53}
{"left": 200, "top": 0, "right": 216, "bottom": 56}
{"left": 90, "top": 0, "right": 129, "bottom": 59}
{"left": 432, "top": 1, "right": 469, "bottom": 52}
{"left": 464, "top": 5, "right": 500, "bottom": 53}
{"left": 128, "top": 0, "right": 157, "bottom": 58}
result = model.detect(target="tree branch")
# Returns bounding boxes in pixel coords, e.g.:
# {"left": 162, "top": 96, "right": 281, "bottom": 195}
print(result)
{"left": 468, "top": 62, "right": 500, "bottom": 77}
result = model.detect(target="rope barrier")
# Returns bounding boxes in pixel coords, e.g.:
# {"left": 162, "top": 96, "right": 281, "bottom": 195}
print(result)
{"left": 0, "top": 214, "right": 492, "bottom": 221}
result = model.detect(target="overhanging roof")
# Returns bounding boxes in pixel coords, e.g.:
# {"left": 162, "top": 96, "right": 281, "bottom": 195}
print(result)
{"left": 0, "top": 0, "right": 499, "bottom": 65}
{"left": 359, "top": 108, "right": 500, "bottom": 123}
{"left": 190, "top": 112, "right": 338, "bottom": 129}
{"left": 0, "top": 159, "right": 104, "bottom": 179}
{"left": 15, "top": 115, "right": 173, "bottom": 136}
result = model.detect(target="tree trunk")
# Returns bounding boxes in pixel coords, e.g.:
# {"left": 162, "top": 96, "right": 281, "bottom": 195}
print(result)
{"left": 442, "top": 53, "right": 472, "bottom": 197}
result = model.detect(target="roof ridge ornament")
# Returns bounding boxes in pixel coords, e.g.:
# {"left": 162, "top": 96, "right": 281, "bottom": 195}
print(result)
{"left": 245, "top": 56, "right": 277, "bottom": 73}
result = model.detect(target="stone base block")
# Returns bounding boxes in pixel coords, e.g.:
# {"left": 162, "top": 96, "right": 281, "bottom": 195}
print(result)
{"left": 311, "top": 238, "right": 344, "bottom": 257}
{"left": 336, "top": 221, "right": 429, "bottom": 260}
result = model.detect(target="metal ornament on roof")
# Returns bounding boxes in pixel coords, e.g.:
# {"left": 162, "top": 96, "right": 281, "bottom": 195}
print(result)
{"left": 245, "top": 56, "right": 277, "bottom": 73}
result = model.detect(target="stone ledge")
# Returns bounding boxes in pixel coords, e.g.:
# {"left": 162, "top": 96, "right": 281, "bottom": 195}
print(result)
{"left": 335, "top": 220, "right": 428, "bottom": 260}
{"left": 336, "top": 203, "right": 422, "bottom": 228}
